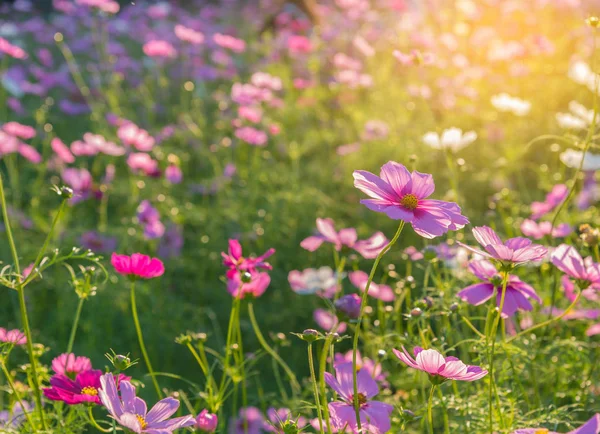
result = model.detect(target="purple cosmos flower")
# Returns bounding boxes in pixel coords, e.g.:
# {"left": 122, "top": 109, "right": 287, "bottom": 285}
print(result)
{"left": 551, "top": 244, "right": 600, "bottom": 290}
{"left": 195, "top": 409, "right": 218, "bottom": 432}
{"left": 459, "top": 226, "right": 547, "bottom": 265}
{"left": 394, "top": 346, "right": 488, "bottom": 383}
{"left": 520, "top": 219, "right": 572, "bottom": 240}
{"left": 266, "top": 408, "right": 307, "bottom": 433}
{"left": 51, "top": 353, "right": 92, "bottom": 377}
{"left": 512, "top": 413, "right": 600, "bottom": 433}
{"left": 458, "top": 260, "right": 542, "bottom": 318}
{"left": 99, "top": 373, "right": 194, "bottom": 433}
{"left": 353, "top": 161, "right": 468, "bottom": 238}
{"left": 577, "top": 171, "right": 599, "bottom": 210}
{"left": 80, "top": 231, "right": 118, "bottom": 253}
{"left": 288, "top": 267, "right": 339, "bottom": 298}
{"left": 349, "top": 271, "right": 395, "bottom": 302}
{"left": 530, "top": 184, "right": 568, "bottom": 220}
{"left": 43, "top": 370, "right": 106, "bottom": 405}
{"left": 334, "top": 294, "right": 362, "bottom": 320}
{"left": 314, "top": 309, "right": 347, "bottom": 333}
{"left": 229, "top": 407, "right": 268, "bottom": 434}
{"left": 0, "top": 328, "right": 26, "bottom": 345}
{"left": 300, "top": 218, "right": 388, "bottom": 259}
{"left": 157, "top": 225, "right": 184, "bottom": 259}
{"left": 325, "top": 362, "right": 393, "bottom": 433}
{"left": 0, "top": 401, "right": 32, "bottom": 431}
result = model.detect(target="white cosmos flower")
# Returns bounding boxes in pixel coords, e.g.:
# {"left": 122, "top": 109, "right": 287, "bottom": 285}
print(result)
{"left": 560, "top": 149, "right": 600, "bottom": 171}
{"left": 491, "top": 93, "right": 531, "bottom": 116}
{"left": 422, "top": 127, "right": 477, "bottom": 152}
{"left": 569, "top": 61, "right": 600, "bottom": 93}
{"left": 556, "top": 101, "right": 595, "bottom": 130}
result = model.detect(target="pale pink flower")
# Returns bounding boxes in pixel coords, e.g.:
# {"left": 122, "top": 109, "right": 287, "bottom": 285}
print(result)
{"left": 349, "top": 271, "right": 395, "bottom": 302}
{"left": 143, "top": 40, "right": 177, "bottom": 58}
{"left": 174, "top": 25, "right": 204, "bottom": 45}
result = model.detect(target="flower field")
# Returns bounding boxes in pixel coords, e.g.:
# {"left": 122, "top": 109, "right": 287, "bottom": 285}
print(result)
{"left": 1, "top": 0, "right": 600, "bottom": 432}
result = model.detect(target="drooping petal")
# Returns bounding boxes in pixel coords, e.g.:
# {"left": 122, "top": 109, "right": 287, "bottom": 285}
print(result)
{"left": 362, "top": 401, "right": 393, "bottom": 433}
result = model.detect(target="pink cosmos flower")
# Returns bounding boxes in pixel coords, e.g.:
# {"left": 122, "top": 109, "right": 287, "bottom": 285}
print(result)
{"left": 222, "top": 239, "right": 275, "bottom": 273}
{"left": 300, "top": 218, "right": 388, "bottom": 259}
{"left": 551, "top": 244, "right": 600, "bottom": 290}
{"left": 361, "top": 121, "right": 389, "bottom": 141}
{"left": 287, "top": 35, "right": 312, "bottom": 54}
{"left": 195, "top": 409, "right": 217, "bottom": 432}
{"left": 0, "top": 328, "right": 26, "bottom": 345}
{"left": 17, "top": 143, "right": 42, "bottom": 164}
{"left": 349, "top": 271, "right": 394, "bottom": 302}
{"left": 99, "top": 373, "right": 194, "bottom": 433}
{"left": 0, "top": 131, "right": 20, "bottom": 156}
{"left": 0, "top": 37, "right": 28, "bottom": 59}
{"left": 458, "top": 260, "right": 542, "bottom": 318}
{"left": 325, "top": 361, "right": 393, "bottom": 433}
{"left": 251, "top": 72, "right": 282, "bottom": 91}
{"left": 51, "top": 353, "right": 92, "bottom": 377}
{"left": 213, "top": 33, "right": 246, "bottom": 53}
{"left": 288, "top": 267, "right": 339, "bottom": 298}
{"left": 314, "top": 309, "right": 347, "bottom": 333}
{"left": 143, "top": 40, "right": 177, "bottom": 58}
{"left": 174, "top": 25, "right": 205, "bottom": 45}
{"left": 84, "top": 133, "right": 125, "bottom": 156}
{"left": 117, "top": 123, "right": 155, "bottom": 152}
{"left": 76, "top": 0, "right": 119, "bottom": 13}
{"left": 334, "top": 350, "right": 387, "bottom": 385}
{"left": 394, "top": 346, "right": 488, "bottom": 382}
{"left": 404, "top": 246, "right": 424, "bottom": 261}
{"left": 62, "top": 168, "right": 93, "bottom": 203}
{"left": 353, "top": 162, "right": 469, "bottom": 238}
{"left": 459, "top": 226, "right": 547, "bottom": 265}
{"left": 235, "top": 127, "right": 268, "bottom": 146}
{"left": 512, "top": 413, "right": 600, "bottom": 433}
{"left": 111, "top": 253, "right": 165, "bottom": 279}
{"left": 238, "top": 106, "right": 263, "bottom": 123}
{"left": 2, "top": 122, "right": 36, "bottom": 140}
{"left": 51, "top": 138, "right": 75, "bottom": 163}
{"left": 231, "top": 83, "right": 272, "bottom": 105}
{"left": 520, "top": 219, "right": 572, "bottom": 240}
{"left": 530, "top": 184, "right": 568, "bottom": 220}
{"left": 127, "top": 153, "right": 160, "bottom": 177}
{"left": 226, "top": 269, "right": 271, "bottom": 299}
{"left": 165, "top": 165, "right": 183, "bottom": 184}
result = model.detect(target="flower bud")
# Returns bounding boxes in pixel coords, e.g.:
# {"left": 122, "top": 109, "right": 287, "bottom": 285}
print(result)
{"left": 334, "top": 294, "right": 362, "bottom": 320}
{"left": 587, "top": 16, "right": 600, "bottom": 28}
{"left": 449, "top": 302, "right": 459, "bottom": 312}
{"left": 241, "top": 271, "right": 253, "bottom": 283}
{"left": 295, "top": 329, "right": 321, "bottom": 343}
{"left": 196, "top": 409, "right": 218, "bottom": 432}
{"left": 175, "top": 334, "right": 193, "bottom": 345}
{"left": 410, "top": 307, "right": 422, "bottom": 317}
{"left": 113, "top": 355, "right": 131, "bottom": 371}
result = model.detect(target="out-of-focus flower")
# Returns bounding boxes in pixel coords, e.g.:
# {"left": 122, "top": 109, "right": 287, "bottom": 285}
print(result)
{"left": 288, "top": 267, "right": 339, "bottom": 298}
{"left": 512, "top": 413, "right": 600, "bottom": 433}
{"left": 266, "top": 408, "right": 306, "bottom": 433}
{"left": 226, "top": 269, "right": 271, "bottom": 299}
{"left": 520, "top": 220, "right": 572, "bottom": 239}
{"left": 2, "top": 122, "right": 35, "bottom": 140}
{"left": 393, "top": 49, "right": 434, "bottom": 66}
{"left": 353, "top": 161, "right": 469, "bottom": 238}
{"left": 127, "top": 153, "right": 160, "bottom": 176}
{"left": 158, "top": 225, "right": 184, "bottom": 259}
{"left": 76, "top": 0, "right": 119, "bottom": 13}
{"left": 143, "top": 40, "right": 177, "bottom": 58}
{"left": 314, "top": 309, "right": 347, "bottom": 333}
{"left": 287, "top": 35, "right": 312, "bottom": 54}
{"left": 361, "top": 120, "right": 389, "bottom": 141}
{"left": 459, "top": 226, "right": 547, "bottom": 265}
{"left": 17, "top": 143, "right": 42, "bottom": 164}
{"left": 334, "top": 294, "right": 362, "bottom": 319}
{"left": 0, "top": 328, "right": 26, "bottom": 345}
{"left": 174, "top": 25, "right": 204, "bottom": 45}
{"left": 62, "top": 168, "right": 93, "bottom": 203}
{"left": 99, "top": 373, "right": 194, "bottom": 433}
{"left": 577, "top": 172, "right": 600, "bottom": 210}
{"left": 213, "top": 33, "right": 246, "bottom": 53}
{"left": 349, "top": 271, "right": 394, "bottom": 302}
{"left": 195, "top": 409, "right": 218, "bottom": 432}
{"left": 0, "top": 37, "right": 28, "bottom": 59}
{"left": 117, "top": 123, "right": 155, "bottom": 152}
{"left": 0, "top": 402, "right": 32, "bottom": 431}
{"left": 235, "top": 127, "right": 268, "bottom": 146}
{"left": 491, "top": 93, "right": 531, "bottom": 116}
{"left": 404, "top": 246, "right": 424, "bottom": 261}
{"left": 458, "top": 260, "right": 542, "bottom": 317}
{"left": 422, "top": 128, "right": 476, "bottom": 152}
{"left": 51, "top": 138, "right": 75, "bottom": 163}
{"left": 530, "top": 184, "right": 568, "bottom": 219}
{"left": 394, "top": 346, "right": 488, "bottom": 382}
{"left": 51, "top": 353, "right": 92, "bottom": 377}
{"left": 560, "top": 149, "right": 600, "bottom": 171}
{"left": 551, "top": 244, "right": 600, "bottom": 290}
{"left": 81, "top": 231, "right": 118, "bottom": 253}
{"left": 334, "top": 350, "right": 387, "bottom": 384}
{"left": 111, "top": 253, "right": 165, "bottom": 279}
{"left": 556, "top": 101, "right": 594, "bottom": 129}
{"left": 325, "top": 362, "right": 393, "bottom": 433}
{"left": 229, "top": 407, "right": 268, "bottom": 434}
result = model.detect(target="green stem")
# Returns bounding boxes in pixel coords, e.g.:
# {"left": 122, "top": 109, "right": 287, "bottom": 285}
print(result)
{"left": 428, "top": 385, "right": 436, "bottom": 434}
{"left": 247, "top": 302, "right": 301, "bottom": 394}
{"left": 0, "top": 175, "right": 46, "bottom": 430}
{"left": 0, "top": 357, "right": 36, "bottom": 431}
{"left": 218, "top": 290, "right": 242, "bottom": 404}
{"left": 66, "top": 297, "right": 85, "bottom": 354}
{"left": 352, "top": 222, "right": 405, "bottom": 431}
{"left": 318, "top": 328, "right": 338, "bottom": 434}
{"left": 308, "top": 343, "right": 324, "bottom": 434}
{"left": 88, "top": 406, "right": 112, "bottom": 433}
{"left": 130, "top": 280, "right": 161, "bottom": 398}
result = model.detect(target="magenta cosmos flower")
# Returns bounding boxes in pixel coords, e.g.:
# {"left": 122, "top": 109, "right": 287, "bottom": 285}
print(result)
{"left": 43, "top": 370, "right": 128, "bottom": 405}
{"left": 222, "top": 239, "right": 274, "bottom": 273}
{"left": 111, "top": 253, "right": 165, "bottom": 279}
{"left": 0, "top": 328, "right": 26, "bottom": 345}
{"left": 99, "top": 373, "right": 194, "bottom": 433}
{"left": 195, "top": 409, "right": 218, "bottom": 432}
{"left": 394, "top": 347, "right": 488, "bottom": 383}
{"left": 51, "top": 353, "right": 92, "bottom": 378}
{"left": 353, "top": 161, "right": 468, "bottom": 238}
{"left": 512, "top": 413, "right": 600, "bottom": 434}
{"left": 349, "top": 271, "right": 394, "bottom": 302}
{"left": 551, "top": 244, "right": 600, "bottom": 290}
{"left": 325, "top": 362, "right": 393, "bottom": 433}
{"left": 458, "top": 260, "right": 542, "bottom": 318}
{"left": 222, "top": 239, "right": 275, "bottom": 299}
{"left": 301, "top": 218, "right": 389, "bottom": 259}
{"left": 459, "top": 226, "right": 547, "bottom": 265}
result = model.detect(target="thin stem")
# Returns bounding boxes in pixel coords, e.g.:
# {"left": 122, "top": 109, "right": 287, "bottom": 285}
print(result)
{"left": 318, "top": 328, "right": 338, "bottom": 434}
{"left": 218, "top": 290, "right": 242, "bottom": 404}
{"left": 308, "top": 343, "right": 324, "bottom": 434}
{"left": 130, "top": 280, "right": 161, "bottom": 398}
{"left": 427, "top": 385, "right": 436, "bottom": 434}
{"left": 247, "top": 302, "right": 301, "bottom": 394}
{"left": 0, "top": 357, "right": 36, "bottom": 431}
{"left": 66, "top": 297, "right": 85, "bottom": 354}
{"left": 352, "top": 222, "right": 405, "bottom": 431}
{"left": 0, "top": 175, "right": 46, "bottom": 430}
{"left": 88, "top": 406, "right": 112, "bottom": 433}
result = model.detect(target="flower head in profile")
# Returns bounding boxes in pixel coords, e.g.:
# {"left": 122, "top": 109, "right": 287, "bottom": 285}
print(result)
{"left": 512, "top": 413, "right": 600, "bottom": 434}
{"left": 520, "top": 220, "right": 571, "bottom": 240}
{"left": 222, "top": 239, "right": 275, "bottom": 274}
{"left": 353, "top": 161, "right": 468, "bottom": 238}
{"left": 288, "top": 267, "right": 339, "bottom": 298}
{"left": 0, "top": 328, "right": 26, "bottom": 345}
{"left": 530, "top": 184, "right": 568, "bottom": 220}
{"left": 394, "top": 346, "right": 487, "bottom": 383}
{"left": 111, "top": 253, "right": 165, "bottom": 279}
{"left": 551, "top": 244, "right": 600, "bottom": 290}
{"left": 266, "top": 408, "right": 307, "bottom": 433}
{"left": 300, "top": 218, "right": 388, "bottom": 259}
{"left": 349, "top": 271, "right": 394, "bottom": 302}
{"left": 458, "top": 226, "right": 547, "bottom": 266}
{"left": 325, "top": 362, "right": 393, "bottom": 433}
{"left": 99, "top": 373, "right": 194, "bottom": 433}
{"left": 195, "top": 409, "right": 218, "bottom": 432}
{"left": 314, "top": 309, "right": 347, "bottom": 333}
{"left": 422, "top": 127, "right": 476, "bottom": 153}
{"left": 51, "top": 353, "right": 92, "bottom": 378}
{"left": 458, "top": 260, "right": 542, "bottom": 318}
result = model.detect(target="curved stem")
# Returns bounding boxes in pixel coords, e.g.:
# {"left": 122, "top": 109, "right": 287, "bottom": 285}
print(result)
{"left": 352, "top": 222, "right": 405, "bottom": 431}
{"left": 87, "top": 406, "right": 112, "bottom": 433}
{"left": 308, "top": 343, "right": 324, "bottom": 434}
{"left": 0, "top": 175, "right": 46, "bottom": 430}
{"left": 0, "top": 357, "right": 36, "bottom": 431}
{"left": 130, "top": 280, "right": 161, "bottom": 398}
{"left": 247, "top": 302, "right": 301, "bottom": 394}
{"left": 427, "top": 385, "right": 436, "bottom": 434}
{"left": 66, "top": 297, "right": 85, "bottom": 354}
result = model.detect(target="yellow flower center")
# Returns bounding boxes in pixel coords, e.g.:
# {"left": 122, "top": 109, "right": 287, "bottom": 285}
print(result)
{"left": 81, "top": 386, "right": 98, "bottom": 396}
{"left": 353, "top": 392, "right": 368, "bottom": 406}
{"left": 136, "top": 414, "right": 148, "bottom": 430}
{"left": 400, "top": 194, "right": 418, "bottom": 210}
{"left": 534, "top": 430, "right": 549, "bottom": 434}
